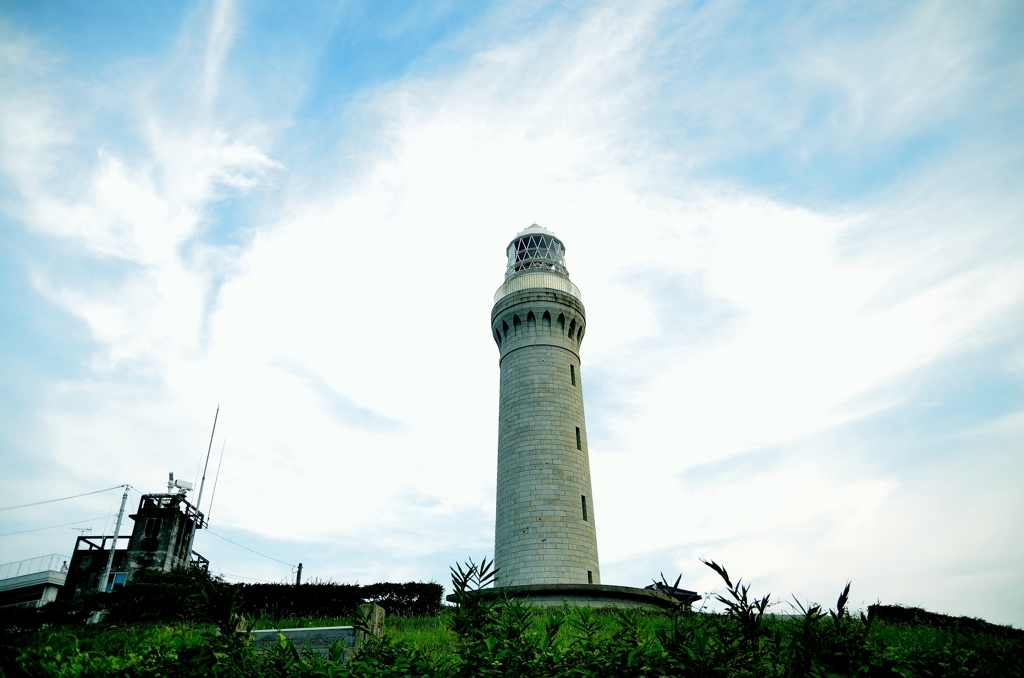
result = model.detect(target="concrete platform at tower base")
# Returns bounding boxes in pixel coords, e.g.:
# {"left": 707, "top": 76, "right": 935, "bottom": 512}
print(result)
{"left": 446, "top": 584, "right": 698, "bottom": 611}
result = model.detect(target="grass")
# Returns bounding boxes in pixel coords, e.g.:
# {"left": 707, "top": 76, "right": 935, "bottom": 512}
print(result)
{"left": 2, "top": 559, "right": 1021, "bottom": 677}
{"left": 4, "top": 606, "right": 1023, "bottom": 677}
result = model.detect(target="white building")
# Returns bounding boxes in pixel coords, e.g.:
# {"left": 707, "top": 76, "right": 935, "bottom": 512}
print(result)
{"left": 0, "top": 554, "right": 69, "bottom": 609}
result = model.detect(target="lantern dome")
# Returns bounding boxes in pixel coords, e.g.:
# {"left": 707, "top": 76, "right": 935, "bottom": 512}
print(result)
{"left": 504, "top": 224, "right": 569, "bottom": 280}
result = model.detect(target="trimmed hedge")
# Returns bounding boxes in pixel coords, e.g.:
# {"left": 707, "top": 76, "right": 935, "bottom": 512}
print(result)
{"left": 868, "top": 604, "right": 1024, "bottom": 640}
{"left": 236, "top": 581, "right": 444, "bottom": 618}
{"left": 0, "top": 568, "right": 444, "bottom": 633}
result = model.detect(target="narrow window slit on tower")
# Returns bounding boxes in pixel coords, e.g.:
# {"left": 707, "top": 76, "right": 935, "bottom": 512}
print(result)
{"left": 570, "top": 364, "right": 576, "bottom": 386}
{"left": 576, "top": 427, "right": 581, "bottom": 450}
{"left": 588, "top": 570, "right": 593, "bottom": 584}
{"left": 582, "top": 495, "right": 588, "bottom": 521}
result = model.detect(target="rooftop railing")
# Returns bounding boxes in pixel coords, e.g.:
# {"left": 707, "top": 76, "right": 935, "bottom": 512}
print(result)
{"left": 494, "top": 272, "right": 582, "bottom": 304}
{"left": 0, "top": 554, "right": 71, "bottom": 581}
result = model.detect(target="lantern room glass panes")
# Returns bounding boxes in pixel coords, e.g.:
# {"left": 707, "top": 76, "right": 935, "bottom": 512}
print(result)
{"left": 505, "top": 233, "right": 569, "bottom": 279}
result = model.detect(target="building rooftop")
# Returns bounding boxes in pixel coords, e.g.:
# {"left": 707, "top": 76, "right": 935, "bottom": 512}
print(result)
{"left": 0, "top": 554, "right": 70, "bottom": 581}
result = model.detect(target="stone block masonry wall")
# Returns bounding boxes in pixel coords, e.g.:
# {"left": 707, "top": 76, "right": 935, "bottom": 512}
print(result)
{"left": 491, "top": 288, "right": 600, "bottom": 587}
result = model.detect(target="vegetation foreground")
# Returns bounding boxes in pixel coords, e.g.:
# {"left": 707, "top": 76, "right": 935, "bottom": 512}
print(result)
{"left": 2, "top": 560, "right": 1021, "bottom": 677}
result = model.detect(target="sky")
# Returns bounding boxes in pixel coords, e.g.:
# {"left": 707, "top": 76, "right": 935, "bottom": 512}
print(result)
{"left": 1, "top": 0, "right": 1022, "bottom": 625}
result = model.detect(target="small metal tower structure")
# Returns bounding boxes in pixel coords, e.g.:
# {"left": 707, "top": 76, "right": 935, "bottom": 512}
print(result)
{"left": 59, "top": 476, "right": 208, "bottom": 601}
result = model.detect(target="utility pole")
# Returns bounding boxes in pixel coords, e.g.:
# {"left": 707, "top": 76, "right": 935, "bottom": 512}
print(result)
{"left": 98, "top": 485, "right": 129, "bottom": 593}
{"left": 296, "top": 563, "right": 303, "bottom": 586}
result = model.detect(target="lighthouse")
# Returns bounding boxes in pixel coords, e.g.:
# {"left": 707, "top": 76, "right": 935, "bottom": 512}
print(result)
{"left": 490, "top": 224, "right": 600, "bottom": 587}
{"left": 450, "top": 223, "right": 698, "bottom": 609}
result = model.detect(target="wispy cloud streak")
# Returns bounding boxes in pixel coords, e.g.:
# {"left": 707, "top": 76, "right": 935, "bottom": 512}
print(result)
{"left": 202, "top": 0, "right": 237, "bottom": 105}
{"left": 273, "top": 361, "right": 405, "bottom": 433}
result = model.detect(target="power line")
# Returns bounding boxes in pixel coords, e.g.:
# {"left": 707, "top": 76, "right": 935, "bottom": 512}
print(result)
{"left": 0, "top": 515, "right": 111, "bottom": 538}
{"left": 100, "top": 502, "right": 114, "bottom": 540}
{"left": 219, "top": 573, "right": 283, "bottom": 583}
{"left": 205, "top": 529, "right": 295, "bottom": 568}
{"left": 0, "top": 485, "right": 125, "bottom": 512}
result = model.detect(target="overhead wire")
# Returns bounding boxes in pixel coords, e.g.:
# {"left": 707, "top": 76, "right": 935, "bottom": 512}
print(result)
{"left": 0, "top": 485, "right": 125, "bottom": 512}
{"left": 0, "top": 481, "right": 297, "bottom": 577}
{"left": 204, "top": 529, "right": 295, "bottom": 568}
{"left": 100, "top": 502, "right": 114, "bottom": 539}
{"left": 0, "top": 484, "right": 138, "bottom": 539}
{"left": 0, "top": 515, "right": 111, "bottom": 538}
{"left": 0, "top": 481, "right": 296, "bottom": 586}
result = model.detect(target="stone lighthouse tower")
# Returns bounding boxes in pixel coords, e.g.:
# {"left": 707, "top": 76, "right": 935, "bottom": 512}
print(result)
{"left": 491, "top": 224, "right": 600, "bottom": 587}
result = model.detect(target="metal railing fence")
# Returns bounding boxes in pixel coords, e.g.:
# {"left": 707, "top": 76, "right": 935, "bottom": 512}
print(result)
{"left": 0, "top": 553, "right": 70, "bottom": 581}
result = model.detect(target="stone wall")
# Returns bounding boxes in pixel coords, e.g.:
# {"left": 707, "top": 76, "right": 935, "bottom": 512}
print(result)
{"left": 126, "top": 495, "right": 194, "bottom": 578}
{"left": 491, "top": 287, "right": 600, "bottom": 587}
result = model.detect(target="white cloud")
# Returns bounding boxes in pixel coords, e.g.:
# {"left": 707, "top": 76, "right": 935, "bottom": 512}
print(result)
{"left": 202, "top": 0, "right": 237, "bottom": 105}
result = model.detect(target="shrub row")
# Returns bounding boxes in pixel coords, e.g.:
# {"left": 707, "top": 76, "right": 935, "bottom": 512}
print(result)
{"left": 0, "top": 568, "right": 443, "bottom": 635}
{"left": 869, "top": 603, "right": 1024, "bottom": 640}
{"left": 236, "top": 580, "right": 444, "bottom": 619}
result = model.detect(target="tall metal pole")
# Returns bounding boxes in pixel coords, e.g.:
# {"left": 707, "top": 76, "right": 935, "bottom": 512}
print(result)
{"left": 98, "top": 485, "right": 129, "bottom": 592}
{"left": 206, "top": 438, "right": 227, "bottom": 526}
{"left": 187, "top": 405, "right": 219, "bottom": 562}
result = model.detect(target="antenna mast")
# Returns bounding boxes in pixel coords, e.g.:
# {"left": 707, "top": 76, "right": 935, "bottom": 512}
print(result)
{"left": 187, "top": 405, "right": 219, "bottom": 561}
{"left": 206, "top": 438, "right": 227, "bottom": 526}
